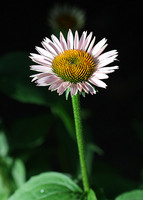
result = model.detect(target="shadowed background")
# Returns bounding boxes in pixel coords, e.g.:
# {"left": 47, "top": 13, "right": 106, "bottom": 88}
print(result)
{"left": 0, "top": 1, "right": 142, "bottom": 199}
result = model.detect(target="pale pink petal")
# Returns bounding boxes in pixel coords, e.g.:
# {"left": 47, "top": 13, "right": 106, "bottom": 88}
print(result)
{"left": 51, "top": 34, "right": 64, "bottom": 52}
{"left": 87, "top": 36, "right": 96, "bottom": 53}
{"left": 98, "top": 55, "right": 118, "bottom": 68}
{"left": 37, "top": 74, "right": 59, "bottom": 84}
{"left": 89, "top": 77, "right": 107, "bottom": 88}
{"left": 31, "top": 73, "right": 53, "bottom": 82}
{"left": 91, "top": 38, "right": 107, "bottom": 57}
{"left": 30, "top": 53, "right": 52, "bottom": 64}
{"left": 70, "top": 84, "right": 78, "bottom": 96}
{"left": 99, "top": 69, "right": 115, "bottom": 74}
{"left": 60, "top": 32, "right": 67, "bottom": 51}
{"left": 41, "top": 38, "right": 57, "bottom": 57}
{"left": 78, "top": 31, "right": 87, "bottom": 50}
{"left": 98, "top": 50, "right": 118, "bottom": 62}
{"left": 67, "top": 29, "right": 73, "bottom": 49}
{"left": 30, "top": 55, "right": 52, "bottom": 66}
{"left": 30, "top": 53, "right": 44, "bottom": 59}
{"left": 30, "top": 65, "right": 53, "bottom": 73}
{"left": 44, "top": 37, "right": 51, "bottom": 43}
{"left": 44, "top": 37, "right": 62, "bottom": 55}
{"left": 82, "top": 32, "right": 93, "bottom": 51}
{"left": 36, "top": 77, "right": 51, "bottom": 85}
{"left": 74, "top": 31, "right": 79, "bottom": 49}
{"left": 30, "top": 72, "right": 43, "bottom": 79}
{"left": 93, "top": 44, "right": 108, "bottom": 58}
{"left": 80, "top": 83, "right": 89, "bottom": 94}
{"left": 82, "top": 82, "right": 96, "bottom": 95}
{"left": 62, "top": 81, "right": 71, "bottom": 89}
{"left": 35, "top": 47, "right": 54, "bottom": 60}
{"left": 57, "top": 82, "right": 71, "bottom": 95}
{"left": 42, "top": 41, "right": 57, "bottom": 57}
{"left": 30, "top": 74, "right": 41, "bottom": 82}
{"left": 30, "top": 72, "right": 51, "bottom": 78}
{"left": 48, "top": 80, "right": 63, "bottom": 91}
{"left": 30, "top": 58, "right": 51, "bottom": 66}
{"left": 77, "top": 83, "right": 82, "bottom": 92}
{"left": 92, "top": 72, "right": 109, "bottom": 79}
{"left": 45, "top": 75, "right": 59, "bottom": 84}
{"left": 37, "top": 83, "right": 49, "bottom": 86}
{"left": 98, "top": 66, "right": 119, "bottom": 71}
{"left": 57, "top": 84, "right": 65, "bottom": 95}
{"left": 40, "top": 44, "right": 55, "bottom": 60}
{"left": 84, "top": 82, "right": 96, "bottom": 94}
{"left": 31, "top": 76, "right": 38, "bottom": 82}
{"left": 48, "top": 41, "right": 62, "bottom": 55}
{"left": 97, "top": 66, "right": 119, "bottom": 74}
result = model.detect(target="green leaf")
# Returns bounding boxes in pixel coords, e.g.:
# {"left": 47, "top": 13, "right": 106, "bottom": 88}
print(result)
{"left": 9, "top": 172, "right": 83, "bottom": 200}
{"left": 11, "top": 159, "right": 26, "bottom": 188}
{"left": 0, "top": 131, "right": 9, "bottom": 157}
{"left": 0, "top": 156, "right": 26, "bottom": 200}
{"left": 0, "top": 174, "right": 10, "bottom": 200}
{"left": 88, "top": 189, "right": 97, "bottom": 200}
{"left": 115, "top": 189, "right": 143, "bottom": 200}
{"left": 87, "top": 143, "right": 104, "bottom": 156}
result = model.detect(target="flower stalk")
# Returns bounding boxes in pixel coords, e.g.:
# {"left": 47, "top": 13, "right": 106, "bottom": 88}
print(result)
{"left": 72, "top": 93, "right": 90, "bottom": 192}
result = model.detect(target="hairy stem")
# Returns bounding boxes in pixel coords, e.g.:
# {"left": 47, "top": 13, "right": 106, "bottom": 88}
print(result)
{"left": 72, "top": 93, "right": 90, "bottom": 192}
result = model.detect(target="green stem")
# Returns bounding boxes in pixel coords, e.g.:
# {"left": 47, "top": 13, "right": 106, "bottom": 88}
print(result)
{"left": 72, "top": 93, "right": 90, "bottom": 192}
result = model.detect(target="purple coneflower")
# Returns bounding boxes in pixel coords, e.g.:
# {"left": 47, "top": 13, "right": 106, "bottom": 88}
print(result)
{"left": 30, "top": 29, "right": 118, "bottom": 97}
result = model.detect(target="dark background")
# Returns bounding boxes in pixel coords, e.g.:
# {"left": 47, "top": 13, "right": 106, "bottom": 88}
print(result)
{"left": 0, "top": 0, "right": 142, "bottom": 199}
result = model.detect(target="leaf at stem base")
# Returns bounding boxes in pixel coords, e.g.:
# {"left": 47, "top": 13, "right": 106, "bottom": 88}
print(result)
{"left": 8, "top": 172, "right": 83, "bottom": 200}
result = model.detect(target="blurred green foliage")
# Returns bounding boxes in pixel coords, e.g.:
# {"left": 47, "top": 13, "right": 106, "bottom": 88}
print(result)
{"left": 0, "top": 131, "right": 26, "bottom": 200}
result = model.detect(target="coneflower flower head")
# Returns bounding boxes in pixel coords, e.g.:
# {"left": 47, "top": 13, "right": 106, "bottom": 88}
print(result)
{"left": 30, "top": 29, "right": 118, "bottom": 97}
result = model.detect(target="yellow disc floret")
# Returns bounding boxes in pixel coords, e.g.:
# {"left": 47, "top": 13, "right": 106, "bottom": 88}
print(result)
{"left": 52, "top": 49, "right": 96, "bottom": 83}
